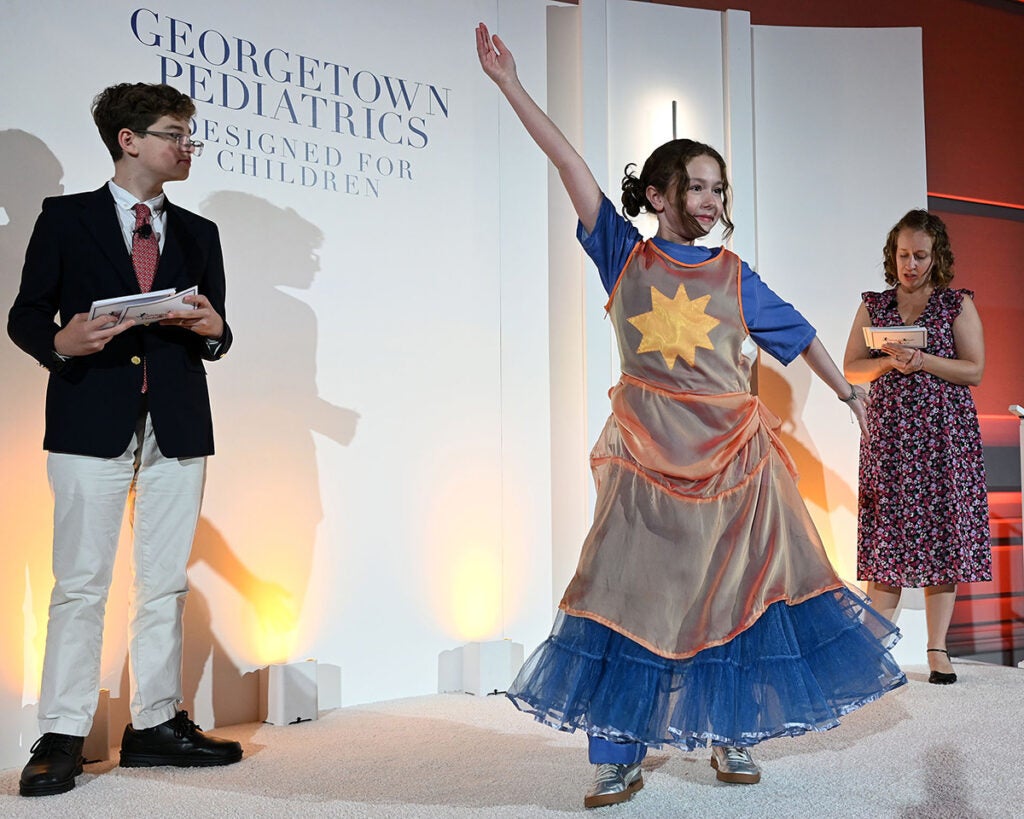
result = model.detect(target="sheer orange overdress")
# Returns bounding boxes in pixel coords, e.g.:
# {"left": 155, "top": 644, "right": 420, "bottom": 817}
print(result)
{"left": 559, "top": 243, "right": 844, "bottom": 659}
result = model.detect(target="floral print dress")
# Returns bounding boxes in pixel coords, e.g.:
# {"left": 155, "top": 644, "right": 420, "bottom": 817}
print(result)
{"left": 857, "top": 287, "right": 991, "bottom": 586}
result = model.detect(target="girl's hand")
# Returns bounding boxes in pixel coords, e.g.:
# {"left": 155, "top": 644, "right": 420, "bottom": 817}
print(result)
{"left": 476, "top": 23, "right": 517, "bottom": 87}
{"left": 848, "top": 386, "right": 871, "bottom": 440}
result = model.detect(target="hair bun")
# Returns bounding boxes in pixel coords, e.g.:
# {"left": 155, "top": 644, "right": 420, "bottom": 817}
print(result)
{"left": 620, "top": 164, "right": 647, "bottom": 217}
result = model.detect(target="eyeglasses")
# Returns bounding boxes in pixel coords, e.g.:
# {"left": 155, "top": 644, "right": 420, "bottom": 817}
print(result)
{"left": 133, "top": 130, "right": 204, "bottom": 157}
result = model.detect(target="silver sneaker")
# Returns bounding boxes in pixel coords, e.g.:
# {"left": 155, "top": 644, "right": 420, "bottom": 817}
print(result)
{"left": 583, "top": 762, "right": 644, "bottom": 809}
{"left": 710, "top": 745, "right": 761, "bottom": 784}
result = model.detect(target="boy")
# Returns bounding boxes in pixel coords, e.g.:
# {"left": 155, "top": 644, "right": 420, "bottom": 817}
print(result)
{"left": 9, "top": 82, "right": 240, "bottom": 797}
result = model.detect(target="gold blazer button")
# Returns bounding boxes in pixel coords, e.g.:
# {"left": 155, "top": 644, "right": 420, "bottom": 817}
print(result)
{"left": 130, "top": 356, "right": 142, "bottom": 365}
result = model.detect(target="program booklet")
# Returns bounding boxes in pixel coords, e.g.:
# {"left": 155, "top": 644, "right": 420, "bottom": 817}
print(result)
{"left": 89, "top": 286, "right": 198, "bottom": 326}
{"left": 862, "top": 325, "right": 927, "bottom": 350}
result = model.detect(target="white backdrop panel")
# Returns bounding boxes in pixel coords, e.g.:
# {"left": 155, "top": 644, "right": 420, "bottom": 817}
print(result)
{"left": 607, "top": 2, "right": 727, "bottom": 244}
{"left": 0, "top": 0, "right": 557, "bottom": 768}
{"left": 750, "top": 25, "right": 927, "bottom": 579}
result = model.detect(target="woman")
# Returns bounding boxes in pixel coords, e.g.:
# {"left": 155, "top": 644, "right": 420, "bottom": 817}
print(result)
{"left": 844, "top": 209, "right": 990, "bottom": 685}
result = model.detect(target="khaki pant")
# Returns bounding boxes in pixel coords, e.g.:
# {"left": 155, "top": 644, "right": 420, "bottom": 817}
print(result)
{"left": 38, "top": 412, "right": 206, "bottom": 736}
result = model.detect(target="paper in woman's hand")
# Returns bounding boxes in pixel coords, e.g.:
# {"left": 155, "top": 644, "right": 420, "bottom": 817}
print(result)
{"left": 862, "top": 325, "right": 927, "bottom": 350}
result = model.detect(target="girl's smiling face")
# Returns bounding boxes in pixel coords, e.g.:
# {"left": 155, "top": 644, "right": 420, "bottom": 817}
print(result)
{"left": 648, "top": 154, "right": 724, "bottom": 245}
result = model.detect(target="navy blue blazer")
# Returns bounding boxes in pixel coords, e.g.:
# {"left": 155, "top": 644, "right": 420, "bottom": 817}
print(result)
{"left": 8, "top": 185, "right": 233, "bottom": 458}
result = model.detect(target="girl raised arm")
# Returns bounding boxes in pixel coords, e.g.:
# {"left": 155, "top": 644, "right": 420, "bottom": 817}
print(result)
{"left": 476, "top": 22, "right": 601, "bottom": 233}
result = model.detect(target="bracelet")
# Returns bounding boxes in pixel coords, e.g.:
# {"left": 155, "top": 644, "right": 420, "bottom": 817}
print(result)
{"left": 839, "top": 384, "right": 859, "bottom": 403}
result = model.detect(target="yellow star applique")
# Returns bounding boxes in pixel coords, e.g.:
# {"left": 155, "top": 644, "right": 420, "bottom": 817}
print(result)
{"left": 627, "top": 284, "right": 720, "bottom": 368}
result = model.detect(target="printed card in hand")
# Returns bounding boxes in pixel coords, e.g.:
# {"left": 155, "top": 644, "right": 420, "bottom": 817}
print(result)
{"left": 862, "top": 325, "right": 927, "bottom": 350}
{"left": 89, "top": 286, "right": 198, "bottom": 326}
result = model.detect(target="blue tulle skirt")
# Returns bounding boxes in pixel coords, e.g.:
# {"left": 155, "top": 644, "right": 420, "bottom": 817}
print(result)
{"left": 507, "top": 587, "right": 906, "bottom": 750}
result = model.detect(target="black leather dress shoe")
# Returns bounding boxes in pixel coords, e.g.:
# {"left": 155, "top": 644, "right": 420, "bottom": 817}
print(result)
{"left": 119, "top": 710, "right": 242, "bottom": 768}
{"left": 19, "top": 733, "right": 85, "bottom": 797}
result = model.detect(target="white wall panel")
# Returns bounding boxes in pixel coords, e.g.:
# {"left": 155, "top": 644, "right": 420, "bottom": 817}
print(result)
{"left": 0, "top": 0, "right": 557, "bottom": 769}
{"left": 751, "top": 24, "right": 927, "bottom": 662}
{"left": 751, "top": 25, "right": 926, "bottom": 580}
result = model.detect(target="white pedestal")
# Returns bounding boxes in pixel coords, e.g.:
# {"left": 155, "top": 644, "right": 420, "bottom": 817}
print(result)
{"left": 316, "top": 663, "right": 342, "bottom": 711}
{"left": 437, "top": 647, "right": 464, "bottom": 694}
{"left": 259, "top": 660, "right": 318, "bottom": 725}
{"left": 438, "top": 640, "right": 525, "bottom": 695}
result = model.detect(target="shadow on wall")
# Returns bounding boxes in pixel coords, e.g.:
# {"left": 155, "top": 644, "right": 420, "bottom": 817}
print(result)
{"left": 104, "top": 517, "right": 275, "bottom": 735}
{"left": 184, "top": 517, "right": 289, "bottom": 724}
{"left": 0, "top": 130, "right": 65, "bottom": 770}
{"left": 757, "top": 362, "right": 858, "bottom": 573}
{"left": 192, "top": 192, "right": 359, "bottom": 688}
{"left": 98, "top": 192, "right": 361, "bottom": 735}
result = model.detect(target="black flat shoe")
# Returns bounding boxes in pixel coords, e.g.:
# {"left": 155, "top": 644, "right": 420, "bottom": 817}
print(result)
{"left": 119, "top": 710, "right": 242, "bottom": 768}
{"left": 19, "top": 733, "right": 85, "bottom": 797}
{"left": 927, "top": 648, "right": 957, "bottom": 685}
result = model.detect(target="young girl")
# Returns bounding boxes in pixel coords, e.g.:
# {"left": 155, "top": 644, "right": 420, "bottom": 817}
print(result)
{"left": 476, "top": 24, "right": 905, "bottom": 809}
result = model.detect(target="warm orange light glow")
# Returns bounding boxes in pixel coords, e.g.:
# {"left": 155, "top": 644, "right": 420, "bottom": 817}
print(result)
{"left": 188, "top": 469, "right": 319, "bottom": 669}
{"left": 2, "top": 438, "right": 54, "bottom": 702}
{"left": 21, "top": 567, "right": 42, "bottom": 705}
{"left": 251, "top": 582, "right": 300, "bottom": 666}
{"left": 421, "top": 455, "right": 505, "bottom": 642}
{"left": 449, "top": 550, "right": 503, "bottom": 642}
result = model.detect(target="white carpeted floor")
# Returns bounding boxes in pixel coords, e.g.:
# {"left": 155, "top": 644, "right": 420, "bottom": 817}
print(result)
{"left": 1, "top": 659, "right": 1020, "bottom": 818}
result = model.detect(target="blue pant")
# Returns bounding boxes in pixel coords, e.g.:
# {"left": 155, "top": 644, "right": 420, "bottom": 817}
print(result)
{"left": 588, "top": 735, "right": 647, "bottom": 764}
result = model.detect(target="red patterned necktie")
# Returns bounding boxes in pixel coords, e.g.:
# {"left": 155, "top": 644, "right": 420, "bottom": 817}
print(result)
{"left": 131, "top": 203, "right": 159, "bottom": 392}
{"left": 131, "top": 203, "right": 159, "bottom": 292}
